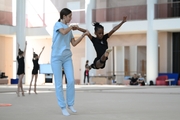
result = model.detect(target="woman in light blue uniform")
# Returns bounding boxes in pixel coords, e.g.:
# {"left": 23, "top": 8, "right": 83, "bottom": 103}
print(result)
{"left": 51, "top": 8, "right": 88, "bottom": 116}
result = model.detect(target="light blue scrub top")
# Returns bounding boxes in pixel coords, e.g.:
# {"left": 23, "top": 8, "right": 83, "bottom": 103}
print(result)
{"left": 51, "top": 22, "right": 74, "bottom": 57}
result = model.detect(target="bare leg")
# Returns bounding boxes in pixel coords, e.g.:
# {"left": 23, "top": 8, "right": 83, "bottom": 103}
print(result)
{"left": 29, "top": 75, "right": 34, "bottom": 94}
{"left": 21, "top": 75, "right": 25, "bottom": 96}
{"left": 34, "top": 74, "right": 38, "bottom": 94}
{"left": 16, "top": 76, "right": 20, "bottom": 97}
{"left": 95, "top": 49, "right": 111, "bottom": 68}
{"left": 87, "top": 74, "right": 90, "bottom": 85}
{"left": 17, "top": 74, "right": 24, "bottom": 97}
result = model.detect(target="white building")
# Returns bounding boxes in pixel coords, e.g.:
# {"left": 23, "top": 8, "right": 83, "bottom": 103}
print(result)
{"left": 0, "top": 0, "right": 180, "bottom": 85}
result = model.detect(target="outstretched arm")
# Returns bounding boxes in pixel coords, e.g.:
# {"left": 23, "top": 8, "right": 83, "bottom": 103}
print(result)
{"left": 32, "top": 48, "right": 34, "bottom": 59}
{"left": 108, "top": 16, "right": 127, "bottom": 37}
{"left": 73, "top": 25, "right": 93, "bottom": 40}
{"left": 71, "top": 31, "right": 89, "bottom": 46}
{"left": 17, "top": 42, "right": 20, "bottom": 55}
{"left": 38, "top": 46, "right": 45, "bottom": 59}
{"left": 22, "top": 41, "right": 27, "bottom": 57}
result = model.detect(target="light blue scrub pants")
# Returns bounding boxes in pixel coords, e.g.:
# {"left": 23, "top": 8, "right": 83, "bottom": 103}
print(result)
{"left": 51, "top": 55, "right": 75, "bottom": 108}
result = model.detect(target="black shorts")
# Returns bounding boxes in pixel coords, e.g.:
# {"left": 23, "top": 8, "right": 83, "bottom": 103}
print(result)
{"left": 17, "top": 68, "right": 25, "bottom": 75}
{"left": 32, "top": 69, "right": 38, "bottom": 74}
{"left": 91, "top": 57, "right": 108, "bottom": 69}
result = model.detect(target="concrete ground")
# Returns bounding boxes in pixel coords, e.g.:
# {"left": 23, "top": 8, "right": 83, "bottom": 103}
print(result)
{"left": 0, "top": 84, "right": 180, "bottom": 120}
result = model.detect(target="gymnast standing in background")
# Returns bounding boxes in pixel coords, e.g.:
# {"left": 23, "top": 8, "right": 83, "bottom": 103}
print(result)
{"left": 29, "top": 46, "right": 45, "bottom": 94}
{"left": 16, "top": 41, "right": 27, "bottom": 97}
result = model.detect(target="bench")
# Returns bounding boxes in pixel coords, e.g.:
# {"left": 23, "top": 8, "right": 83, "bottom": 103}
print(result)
{"left": 0, "top": 78, "right": 8, "bottom": 84}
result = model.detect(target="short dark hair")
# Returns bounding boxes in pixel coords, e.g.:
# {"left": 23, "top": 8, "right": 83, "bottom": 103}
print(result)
{"left": 58, "top": 8, "right": 72, "bottom": 22}
{"left": 18, "top": 49, "right": 23, "bottom": 56}
{"left": 93, "top": 22, "right": 104, "bottom": 32}
{"left": 33, "top": 52, "right": 38, "bottom": 58}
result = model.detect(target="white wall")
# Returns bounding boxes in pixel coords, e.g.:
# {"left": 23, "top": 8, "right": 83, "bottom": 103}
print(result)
{"left": 114, "top": 46, "right": 124, "bottom": 83}
{"left": 130, "top": 46, "right": 137, "bottom": 75}
{"left": 0, "top": 31, "right": 174, "bottom": 85}
{"left": 71, "top": 37, "right": 85, "bottom": 81}
{"left": 0, "top": 36, "right": 13, "bottom": 84}
{"left": 158, "top": 32, "right": 172, "bottom": 73}
{"left": 0, "top": 0, "right": 12, "bottom": 11}
{"left": 25, "top": 37, "right": 52, "bottom": 85}
{"left": 0, "top": 25, "right": 15, "bottom": 35}
{"left": 1, "top": 0, "right": 179, "bottom": 85}
{"left": 137, "top": 46, "right": 146, "bottom": 74}
{"left": 1, "top": 18, "right": 180, "bottom": 37}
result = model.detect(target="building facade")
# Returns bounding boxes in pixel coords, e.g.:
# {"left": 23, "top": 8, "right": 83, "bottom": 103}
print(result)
{"left": 0, "top": 0, "right": 180, "bottom": 85}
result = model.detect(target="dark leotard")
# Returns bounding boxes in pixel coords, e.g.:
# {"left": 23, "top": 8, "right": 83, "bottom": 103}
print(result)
{"left": 17, "top": 56, "right": 25, "bottom": 75}
{"left": 91, "top": 34, "right": 109, "bottom": 69}
{"left": 32, "top": 58, "right": 39, "bottom": 74}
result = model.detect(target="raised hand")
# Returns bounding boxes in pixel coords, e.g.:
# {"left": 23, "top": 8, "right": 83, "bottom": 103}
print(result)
{"left": 122, "top": 16, "right": 127, "bottom": 23}
{"left": 17, "top": 43, "right": 20, "bottom": 47}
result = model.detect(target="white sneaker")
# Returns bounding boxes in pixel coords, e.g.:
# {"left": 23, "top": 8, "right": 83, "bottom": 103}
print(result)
{"left": 62, "top": 108, "right": 70, "bottom": 116}
{"left": 106, "top": 48, "right": 112, "bottom": 53}
{"left": 68, "top": 106, "right": 77, "bottom": 113}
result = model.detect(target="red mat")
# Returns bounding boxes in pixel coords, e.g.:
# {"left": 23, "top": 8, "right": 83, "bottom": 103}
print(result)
{"left": 0, "top": 103, "right": 12, "bottom": 107}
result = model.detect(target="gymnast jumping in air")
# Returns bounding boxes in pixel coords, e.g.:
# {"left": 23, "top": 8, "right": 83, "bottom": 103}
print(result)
{"left": 77, "top": 16, "right": 127, "bottom": 69}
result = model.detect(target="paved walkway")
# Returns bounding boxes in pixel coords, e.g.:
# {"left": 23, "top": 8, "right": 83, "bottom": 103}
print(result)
{"left": 0, "top": 85, "right": 180, "bottom": 120}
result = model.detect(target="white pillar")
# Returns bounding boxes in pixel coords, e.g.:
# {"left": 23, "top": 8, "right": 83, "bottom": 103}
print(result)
{"left": 16, "top": 0, "right": 26, "bottom": 48}
{"left": 85, "top": 0, "right": 96, "bottom": 76}
{"left": 146, "top": 0, "right": 158, "bottom": 84}
{"left": 16, "top": 0, "right": 26, "bottom": 83}
{"left": 13, "top": 37, "right": 17, "bottom": 79}
{"left": 12, "top": 1, "right": 17, "bottom": 79}
{"left": 129, "top": 46, "right": 137, "bottom": 75}
{"left": 114, "top": 46, "right": 124, "bottom": 84}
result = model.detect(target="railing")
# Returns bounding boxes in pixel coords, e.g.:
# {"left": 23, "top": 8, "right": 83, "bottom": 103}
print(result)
{"left": 155, "top": 1, "right": 180, "bottom": 19}
{"left": 0, "top": 10, "right": 13, "bottom": 26}
{"left": 0, "top": 2, "right": 180, "bottom": 27}
{"left": 92, "top": 5, "right": 147, "bottom": 22}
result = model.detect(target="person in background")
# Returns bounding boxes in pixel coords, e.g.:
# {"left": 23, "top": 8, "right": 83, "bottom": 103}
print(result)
{"left": 16, "top": 41, "right": 27, "bottom": 97}
{"left": 84, "top": 60, "right": 90, "bottom": 85}
{"left": 29, "top": 46, "right": 45, "bottom": 94}
{"left": 129, "top": 74, "right": 139, "bottom": 85}
{"left": 138, "top": 73, "right": 145, "bottom": 86}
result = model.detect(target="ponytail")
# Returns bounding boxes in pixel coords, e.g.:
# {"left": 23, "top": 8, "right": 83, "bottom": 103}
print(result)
{"left": 93, "top": 22, "right": 104, "bottom": 32}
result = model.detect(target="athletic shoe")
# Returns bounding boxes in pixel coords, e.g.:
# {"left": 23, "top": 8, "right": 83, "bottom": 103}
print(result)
{"left": 106, "top": 48, "right": 112, "bottom": 53}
